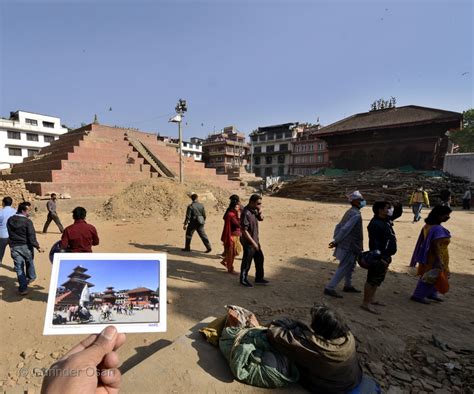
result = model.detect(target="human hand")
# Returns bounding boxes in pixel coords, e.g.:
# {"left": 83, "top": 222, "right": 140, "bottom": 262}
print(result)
{"left": 37, "top": 247, "right": 45, "bottom": 253}
{"left": 251, "top": 243, "right": 260, "bottom": 251}
{"left": 41, "top": 325, "right": 126, "bottom": 394}
{"left": 328, "top": 242, "right": 337, "bottom": 249}
{"left": 183, "top": 225, "right": 187, "bottom": 231}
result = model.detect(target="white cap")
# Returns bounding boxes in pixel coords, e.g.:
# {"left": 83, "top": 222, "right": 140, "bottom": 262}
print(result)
{"left": 348, "top": 190, "right": 364, "bottom": 202}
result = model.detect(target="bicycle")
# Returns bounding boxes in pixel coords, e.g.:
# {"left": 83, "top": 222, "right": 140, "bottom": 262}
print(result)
{"left": 99, "top": 311, "right": 112, "bottom": 323}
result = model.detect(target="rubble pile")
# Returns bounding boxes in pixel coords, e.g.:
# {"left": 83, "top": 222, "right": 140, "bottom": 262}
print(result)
{"left": 270, "top": 169, "right": 472, "bottom": 205}
{"left": 0, "top": 180, "right": 35, "bottom": 203}
{"left": 102, "top": 178, "right": 231, "bottom": 220}
{"left": 360, "top": 335, "right": 474, "bottom": 393}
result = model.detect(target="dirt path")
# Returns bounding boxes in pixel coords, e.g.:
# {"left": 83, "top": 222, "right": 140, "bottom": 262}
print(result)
{"left": 0, "top": 195, "right": 473, "bottom": 392}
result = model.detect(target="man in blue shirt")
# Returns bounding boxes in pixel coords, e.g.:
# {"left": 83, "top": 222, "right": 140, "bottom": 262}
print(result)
{"left": 0, "top": 196, "right": 17, "bottom": 265}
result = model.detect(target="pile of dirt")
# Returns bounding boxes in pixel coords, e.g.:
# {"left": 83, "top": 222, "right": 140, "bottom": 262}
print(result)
{"left": 0, "top": 179, "right": 35, "bottom": 203}
{"left": 270, "top": 169, "right": 472, "bottom": 205}
{"left": 101, "top": 178, "right": 233, "bottom": 220}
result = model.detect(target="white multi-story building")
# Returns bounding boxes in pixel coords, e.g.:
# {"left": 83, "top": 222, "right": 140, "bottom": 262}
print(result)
{"left": 0, "top": 110, "right": 68, "bottom": 169}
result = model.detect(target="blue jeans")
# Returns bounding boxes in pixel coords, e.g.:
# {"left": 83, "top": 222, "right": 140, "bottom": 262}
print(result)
{"left": 326, "top": 249, "right": 357, "bottom": 291}
{"left": 11, "top": 245, "right": 36, "bottom": 292}
{"left": 412, "top": 203, "right": 423, "bottom": 222}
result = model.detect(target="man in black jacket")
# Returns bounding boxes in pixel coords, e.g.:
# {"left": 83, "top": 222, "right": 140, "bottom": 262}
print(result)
{"left": 7, "top": 202, "right": 44, "bottom": 295}
{"left": 182, "top": 193, "right": 212, "bottom": 253}
{"left": 361, "top": 201, "right": 402, "bottom": 314}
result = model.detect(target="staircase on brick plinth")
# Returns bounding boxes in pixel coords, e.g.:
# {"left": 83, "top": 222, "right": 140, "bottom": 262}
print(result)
{"left": 1, "top": 124, "right": 239, "bottom": 197}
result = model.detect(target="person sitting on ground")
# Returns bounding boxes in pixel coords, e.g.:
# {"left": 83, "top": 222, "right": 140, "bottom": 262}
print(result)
{"left": 60, "top": 207, "right": 99, "bottom": 253}
{"left": 267, "top": 304, "right": 379, "bottom": 394}
{"left": 361, "top": 201, "right": 402, "bottom": 314}
{"left": 41, "top": 326, "right": 126, "bottom": 394}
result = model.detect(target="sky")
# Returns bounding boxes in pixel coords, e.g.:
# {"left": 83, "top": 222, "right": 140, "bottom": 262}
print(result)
{"left": 57, "top": 259, "right": 160, "bottom": 292}
{"left": 0, "top": 0, "right": 472, "bottom": 140}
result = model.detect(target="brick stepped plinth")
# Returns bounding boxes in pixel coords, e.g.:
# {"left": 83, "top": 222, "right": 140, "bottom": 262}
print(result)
{"left": 126, "top": 130, "right": 237, "bottom": 190}
{"left": 1, "top": 124, "right": 239, "bottom": 197}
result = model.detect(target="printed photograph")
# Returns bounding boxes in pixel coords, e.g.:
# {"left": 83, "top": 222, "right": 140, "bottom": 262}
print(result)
{"left": 44, "top": 253, "right": 166, "bottom": 335}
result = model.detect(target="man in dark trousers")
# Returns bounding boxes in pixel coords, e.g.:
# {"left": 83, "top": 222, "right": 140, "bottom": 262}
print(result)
{"left": 7, "top": 202, "right": 44, "bottom": 295}
{"left": 182, "top": 193, "right": 212, "bottom": 253}
{"left": 43, "top": 193, "right": 64, "bottom": 233}
{"left": 361, "top": 201, "right": 402, "bottom": 314}
{"left": 240, "top": 194, "right": 268, "bottom": 287}
{"left": 61, "top": 207, "right": 99, "bottom": 253}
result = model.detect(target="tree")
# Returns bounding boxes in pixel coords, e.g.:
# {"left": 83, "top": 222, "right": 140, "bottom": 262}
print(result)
{"left": 449, "top": 109, "right": 474, "bottom": 152}
{"left": 370, "top": 96, "right": 397, "bottom": 111}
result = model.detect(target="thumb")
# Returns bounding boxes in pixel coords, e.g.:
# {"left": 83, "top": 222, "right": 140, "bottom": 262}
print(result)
{"left": 81, "top": 326, "right": 118, "bottom": 365}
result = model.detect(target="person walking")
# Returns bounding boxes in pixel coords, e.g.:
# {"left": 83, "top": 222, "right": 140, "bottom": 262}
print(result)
{"left": 240, "top": 194, "right": 268, "bottom": 287}
{"left": 61, "top": 207, "right": 99, "bottom": 253}
{"left": 7, "top": 202, "right": 44, "bottom": 295}
{"left": 42, "top": 193, "right": 64, "bottom": 233}
{"left": 361, "top": 201, "right": 402, "bottom": 314}
{"left": 0, "top": 196, "right": 17, "bottom": 265}
{"left": 410, "top": 206, "right": 452, "bottom": 304}
{"left": 324, "top": 191, "right": 365, "bottom": 298}
{"left": 182, "top": 193, "right": 212, "bottom": 253}
{"left": 462, "top": 188, "right": 471, "bottom": 210}
{"left": 409, "top": 187, "right": 430, "bottom": 223}
{"left": 220, "top": 195, "right": 242, "bottom": 274}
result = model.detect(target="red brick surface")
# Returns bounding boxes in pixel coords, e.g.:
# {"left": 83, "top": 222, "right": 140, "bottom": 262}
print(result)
{"left": 2, "top": 124, "right": 237, "bottom": 197}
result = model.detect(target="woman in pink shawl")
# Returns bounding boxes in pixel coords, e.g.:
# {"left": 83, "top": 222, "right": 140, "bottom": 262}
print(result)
{"left": 220, "top": 195, "right": 242, "bottom": 274}
{"left": 410, "top": 205, "right": 452, "bottom": 304}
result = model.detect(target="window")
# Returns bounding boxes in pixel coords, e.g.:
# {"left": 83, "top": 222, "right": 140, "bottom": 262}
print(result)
{"left": 264, "top": 167, "right": 273, "bottom": 176}
{"left": 277, "top": 155, "right": 285, "bottom": 164}
{"left": 258, "top": 135, "right": 266, "bottom": 142}
{"left": 27, "top": 149, "right": 39, "bottom": 157}
{"left": 27, "top": 133, "right": 39, "bottom": 141}
{"left": 25, "top": 118, "right": 38, "bottom": 126}
{"left": 254, "top": 146, "right": 262, "bottom": 153}
{"left": 276, "top": 133, "right": 283, "bottom": 140}
{"left": 254, "top": 157, "right": 261, "bottom": 165}
{"left": 279, "top": 144, "right": 288, "bottom": 152}
{"left": 254, "top": 168, "right": 261, "bottom": 177}
{"left": 278, "top": 166, "right": 285, "bottom": 176}
{"left": 251, "top": 135, "right": 258, "bottom": 142}
{"left": 317, "top": 154, "right": 324, "bottom": 163}
{"left": 8, "top": 147, "right": 22, "bottom": 156}
{"left": 285, "top": 132, "right": 292, "bottom": 138}
{"left": 7, "top": 131, "right": 21, "bottom": 140}
{"left": 318, "top": 142, "right": 325, "bottom": 151}
{"left": 44, "top": 135, "right": 55, "bottom": 143}
{"left": 266, "top": 145, "right": 274, "bottom": 153}
{"left": 265, "top": 156, "right": 273, "bottom": 164}
{"left": 42, "top": 121, "right": 55, "bottom": 128}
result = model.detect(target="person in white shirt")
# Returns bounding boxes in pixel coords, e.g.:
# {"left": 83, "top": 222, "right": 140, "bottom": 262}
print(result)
{"left": 0, "top": 197, "right": 17, "bottom": 265}
{"left": 462, "top": 189, "right": 471, "bottom": 210}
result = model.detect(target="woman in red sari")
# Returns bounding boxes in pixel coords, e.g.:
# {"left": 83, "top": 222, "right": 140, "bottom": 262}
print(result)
{"left": 220, "top": 195, "right": 242, "bottom": 274}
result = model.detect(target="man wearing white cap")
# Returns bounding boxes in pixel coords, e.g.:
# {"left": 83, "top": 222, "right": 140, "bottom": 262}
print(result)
{"left": 324, "top": 191, "right": 366, "bottom": 298}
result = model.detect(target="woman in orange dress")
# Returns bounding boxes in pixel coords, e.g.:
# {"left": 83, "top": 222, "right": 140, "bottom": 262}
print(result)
{"left": 409, "top": 205, "right": 452, "bottom": 304}
{"left": 220, "top": 195, "right": 242, "bottom": 274}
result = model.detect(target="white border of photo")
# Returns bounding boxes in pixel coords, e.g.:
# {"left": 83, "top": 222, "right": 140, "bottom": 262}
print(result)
{"left": 43, "top": 253, "right": 167, "bottom": 335}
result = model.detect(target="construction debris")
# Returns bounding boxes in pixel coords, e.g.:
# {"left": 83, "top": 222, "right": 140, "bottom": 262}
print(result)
{"left": 0, "top": 180, "right": 36, "bottom": 203}
{"left": 269, "top": 169, "right": 472, "bottom": 205}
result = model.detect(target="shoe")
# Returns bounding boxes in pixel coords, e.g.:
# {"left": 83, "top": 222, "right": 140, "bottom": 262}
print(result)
{"left": 343, "top": 286, "right": 361, "bottom": 293}
{"left": 427, "top": 295, "right": 444, "bottom": 302}
{"left": 410, "top": 296, "right": 430, "bottom": 304}
{"left": 181, "top": 248, "right": 191, "bottom": 252}
{"left": 324, "top": 288, "right": 343, "bottom": 298}
{"left": 27, "top": 278, "right": 35, "bottom": 285}
{"left": 255, "top": 279, "right": 270, "bottom": 285}
{"left": 18, "top": 290, "right": 28, "bottom": 296}
{"left": 204, "top": 249, "right": 212, "bottom": 253}
{"left": 240, "top": 280, "right": 253, "bottom": 288}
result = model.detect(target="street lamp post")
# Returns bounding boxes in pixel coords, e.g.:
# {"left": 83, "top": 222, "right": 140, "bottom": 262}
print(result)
{"left": 169, "top": 99, "right": 187, "bottom": 183}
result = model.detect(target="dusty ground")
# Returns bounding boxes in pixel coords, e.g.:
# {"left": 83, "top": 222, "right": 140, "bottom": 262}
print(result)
{"left": 0, "top": 192, "right": 473, "bottom": 393}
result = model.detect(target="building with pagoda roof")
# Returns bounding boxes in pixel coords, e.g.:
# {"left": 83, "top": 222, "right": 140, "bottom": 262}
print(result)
{"left": 55, "top": 265, "right": 94, "bottom": 307}
{"left": 102, "top": 286, "right": 116, "bottom": 305}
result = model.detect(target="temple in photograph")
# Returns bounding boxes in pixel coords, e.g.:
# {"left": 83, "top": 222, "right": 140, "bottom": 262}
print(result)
{"left": 102, "top": 286, "right": 117, "bottom": 305}
{"left": 127, "top": 287, "right": 158, "bottom": 306}
{"left": 55, "top": 266, "right": 94, "bottom": 306}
